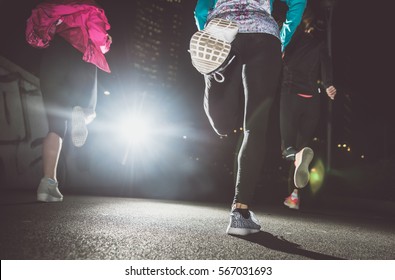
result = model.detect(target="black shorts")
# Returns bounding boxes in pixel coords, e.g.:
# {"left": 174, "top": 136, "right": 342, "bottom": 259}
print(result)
{"left": 40, "top": 36, "right": 97, "bottom": 139}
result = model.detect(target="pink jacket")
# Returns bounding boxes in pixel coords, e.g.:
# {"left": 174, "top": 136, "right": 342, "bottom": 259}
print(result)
{"left": 26, "top": 0, "right": 112, "bottom": 73}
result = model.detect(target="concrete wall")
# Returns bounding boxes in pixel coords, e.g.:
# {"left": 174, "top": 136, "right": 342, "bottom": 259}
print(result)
{"left": 0, "top": 56, "right": 48, "bottom": 189}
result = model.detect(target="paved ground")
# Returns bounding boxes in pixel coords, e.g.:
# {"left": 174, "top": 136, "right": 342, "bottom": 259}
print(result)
{"left": 1, "top": 189, "right": 394, "bottom": 260}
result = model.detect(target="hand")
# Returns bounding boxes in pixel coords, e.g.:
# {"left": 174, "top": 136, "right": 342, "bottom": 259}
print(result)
{"left": 107, "top": 34, "right": 112, "bottom": 43}
{"left": 326, "top": 85, "right": 337, "bottom": 100}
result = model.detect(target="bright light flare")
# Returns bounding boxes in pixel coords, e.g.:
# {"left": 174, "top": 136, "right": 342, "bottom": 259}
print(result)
{"left": 119, "top": 115, "right": 153, "bottom": 145}
{"left": 115, "top": 108, "right": 189, "bottom": 167}
{"left": 117, "top": 111, "right": 159, "bottom": 165}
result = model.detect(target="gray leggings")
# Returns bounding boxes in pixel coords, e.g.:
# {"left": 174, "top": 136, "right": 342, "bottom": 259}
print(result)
{"left": 203, "top": 33, "right": 282, "bottom": 206}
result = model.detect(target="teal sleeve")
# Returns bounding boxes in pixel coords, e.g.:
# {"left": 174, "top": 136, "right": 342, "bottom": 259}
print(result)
{"left": 194, "top": 0, "right": 216, "bottom": 30}
{"left": 280, "top": 0, "right": 306, "bottom": 51}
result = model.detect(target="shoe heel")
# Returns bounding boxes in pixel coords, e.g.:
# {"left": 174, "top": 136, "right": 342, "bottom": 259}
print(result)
{"left": 37, "top": 193, "right": 63, "bottom": 202}
{"left": 37, "top": 193, "right": 50, "bottom": 202}
{"left": 71, "top": 106, "right": 88, "bottom": 148}
{"left": 294, "top": 148, "right": 314, "bottom": 189}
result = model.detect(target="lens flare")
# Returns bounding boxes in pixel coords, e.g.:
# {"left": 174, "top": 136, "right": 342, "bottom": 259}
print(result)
{"left": 309, "top": 159, "right": 325, "bottom": 195}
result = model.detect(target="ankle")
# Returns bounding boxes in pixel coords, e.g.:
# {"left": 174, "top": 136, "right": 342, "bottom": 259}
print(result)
{"left": 234, "top": 208, "right": 251, "bottom": 219}
{"left": 291, "top": 189, "right": 299, "bottom": 199}
{"left": 283, "top": 146, "right": 296, "bottom": 161}
{"left": 234, "top": 203, "right": 248, "bottom": 209}
{"left": 43, "top": 177, "right": 57, "bottom": 183}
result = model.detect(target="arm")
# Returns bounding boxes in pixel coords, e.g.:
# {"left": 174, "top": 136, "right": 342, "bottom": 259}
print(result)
{"left": 26, "top": 6, "right": 59, "bottom": 48}
{"left": 194, "top": 0, "right": 215, "bottom": 30}
{"left": 279, "top": 0, "right": 306, "bottom": 51}
{"left": 320, "top": 42, "right": 336, "bottom": 100}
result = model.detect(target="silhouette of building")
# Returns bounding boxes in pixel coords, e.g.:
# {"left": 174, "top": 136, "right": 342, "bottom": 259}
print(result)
{"left": 124, "top": 0, "right": 184, "bottom": 95}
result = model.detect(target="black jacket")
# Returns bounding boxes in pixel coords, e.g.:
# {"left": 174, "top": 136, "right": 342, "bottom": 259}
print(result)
{"left": 281, "top": 27, "right": 333, "bottom": 96}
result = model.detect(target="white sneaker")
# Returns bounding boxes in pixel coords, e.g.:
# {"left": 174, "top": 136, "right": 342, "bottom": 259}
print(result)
{"left": 204, "top": 18, "right": 239, "bottom": 43}
{"left": 83, "top": 108, "right": 96, "bottom": 125}
{"left": 71, "top": 106, "right": 88, "bottom": 147}
{"left": 284, "top": 192, "right": 300, "bottom": 210}
{"left": 294, "top": 147, "right": 314, "bottom": 189}
{"left": 189, "top": 30, "right": 232, "bottom": 77}
{"left": 37, "top": 177, "right": 63, "bottom": 202}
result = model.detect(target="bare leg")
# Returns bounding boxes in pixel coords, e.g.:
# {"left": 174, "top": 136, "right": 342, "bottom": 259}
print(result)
{"left": 42, "top": 132, "right": 62, "bottom": 180}
{"left": 234, "top": 203, "right": 248, "bottom": 209}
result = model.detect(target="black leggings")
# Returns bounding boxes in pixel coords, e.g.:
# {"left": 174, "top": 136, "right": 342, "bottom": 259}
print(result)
{"left": 204, "top": 33, "right": 282, "bottom": 206}
{"left": 40, "top": 36, "right": 97, "bottom": 139}
{"left": 280, "top": 93, "right": 320, "bottom": 154}
{"left": 280, "top": 93, "right": 321, "bottom": 192}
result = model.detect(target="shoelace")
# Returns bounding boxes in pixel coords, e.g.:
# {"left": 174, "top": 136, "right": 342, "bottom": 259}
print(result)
{"left": 209, "top": 54, "right": 236, "bottom": 83}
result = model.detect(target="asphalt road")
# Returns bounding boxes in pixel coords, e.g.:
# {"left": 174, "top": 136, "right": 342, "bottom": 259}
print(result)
{"left": 0, "top": 190, "right": 394, "bottom": 260}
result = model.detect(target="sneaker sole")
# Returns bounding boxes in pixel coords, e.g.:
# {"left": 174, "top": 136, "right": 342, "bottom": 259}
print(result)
{"left": 189, "top": 30, "right": 231, "bottom": 75}
{"left": 294, "top": 147, "right": 314, "bottom": 189}
{"left": 71, "top": 106, "right": 88, "bottom": 148}
{"left": 226, "top": 226, "right": 260, "bottom": 236}
{"left": 37, "top": 193, "right": 63, "bottom": 202}
{"left": 283, "top": 200, "right": 299, "bottom": 210}
{"left": 205, "top": 18, "right": 238, "bottom": 43}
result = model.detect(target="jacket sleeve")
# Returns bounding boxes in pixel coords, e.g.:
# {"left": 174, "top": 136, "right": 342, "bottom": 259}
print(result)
{"left": 26, "top": 7, "right": 58, "bottom": 48}
{"left": 194, "top": 0, "right": 215, "bottom": 30}
{"left": 86, "top": 7, "right": 111, "bottom": 54}
{"left": 279, "top": 0, "right": 306, "bottom": 52}
{"left": 319, "top": 42, "right": 334, "bottom": 88}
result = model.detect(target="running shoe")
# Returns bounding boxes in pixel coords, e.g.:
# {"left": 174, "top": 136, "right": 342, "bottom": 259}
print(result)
{"left": 37, "top": 177, "right": 63, "bottom": 202}
{"left": 189, "top": 30, "right": 232, "bottom": 76}
{"left": 294, "top": 147, "right": 314, "bottom": 189}
{"left": 204, "top": 18, "right": 238, "bottom": 43}
{"left": 284, "top": 193, "right": 300, "bottom": 210}
{"left": 71, "top": 106, "right": 88, "bottom": 148}
{"left": 226, "top": 208, "right": 261, "bottom": 236}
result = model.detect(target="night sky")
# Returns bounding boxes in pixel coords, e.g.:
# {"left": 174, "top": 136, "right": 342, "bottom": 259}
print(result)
{"left": 0, "top": 0, "right": 392, "bottom": 163}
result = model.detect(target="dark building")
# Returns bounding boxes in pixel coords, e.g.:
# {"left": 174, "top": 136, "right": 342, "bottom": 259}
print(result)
{"left": 122, "top": 0, "right": 185, "bottom": 96}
